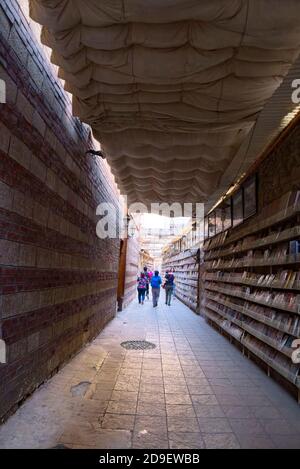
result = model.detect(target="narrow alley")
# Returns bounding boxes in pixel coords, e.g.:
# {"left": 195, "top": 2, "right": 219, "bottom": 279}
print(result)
{"left": 1, "top": 0, "right": 300, "bottom": 454}
{"left": 1, "top": 298, "right": 300, "bottom": 449}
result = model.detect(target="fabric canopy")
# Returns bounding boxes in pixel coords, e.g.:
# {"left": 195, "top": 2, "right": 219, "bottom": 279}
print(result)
{"left": 29, "top": 0, "right": 300, "bottom": 205}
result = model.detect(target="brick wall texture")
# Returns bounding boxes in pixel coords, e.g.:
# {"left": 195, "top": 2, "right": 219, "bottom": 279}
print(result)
{"left": 258, "top": 120, "right": 300, "bottom": 209}
{"left": 0, "top": 0, "right": 123, "bottom": 421}
{"left": 227, "top": 118, "right": 300, "bottom": 242}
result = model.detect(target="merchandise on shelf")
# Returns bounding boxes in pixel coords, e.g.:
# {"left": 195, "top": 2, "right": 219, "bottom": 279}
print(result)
{"left": 203, "top": 190, "right": 300, "bottom": 395}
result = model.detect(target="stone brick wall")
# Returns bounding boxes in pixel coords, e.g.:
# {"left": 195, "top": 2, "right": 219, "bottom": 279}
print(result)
{"left": 225, "top": 118, "right": 300, "bottom": 240}
{"left": 0, "top": 0, "right": 122, "bottom": 421}
{"left": 258, "top": 120, "right": 300, "bottom": 210}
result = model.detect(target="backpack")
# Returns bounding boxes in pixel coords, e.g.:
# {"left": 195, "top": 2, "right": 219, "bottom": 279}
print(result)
{"left": 138, "top": 277, "right": 147, "bottom": 289}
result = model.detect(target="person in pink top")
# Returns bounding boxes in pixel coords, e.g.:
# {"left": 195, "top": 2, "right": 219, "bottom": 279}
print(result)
{"left": 137, "top": 272, "right": 147, "bottom": 305}
{"left": 148, "top": 270, "right": 153, "bottom": 280}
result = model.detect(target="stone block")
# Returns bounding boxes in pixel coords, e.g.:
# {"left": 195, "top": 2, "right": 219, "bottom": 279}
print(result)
{"left": 9, "top": 134, "right": 31, "bottom": 170}
{"left": 0, "top": 121, "right": 11, "bottom": 153}
{"left": 0, "top": 180, "right": 13, "bottom": 210}
{"left": 16, "top": 91, "right": 34, "bottom": 123}
{"left": 0, "top": 6, "right": 12, "bottom": 40}
{"left": 0, "top": 239, "right": 20, "bottom": 265}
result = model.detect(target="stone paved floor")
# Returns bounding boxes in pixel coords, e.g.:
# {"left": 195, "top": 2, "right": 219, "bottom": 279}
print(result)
{"left": 1, "top": 297, "right": 300, "bottom": 449}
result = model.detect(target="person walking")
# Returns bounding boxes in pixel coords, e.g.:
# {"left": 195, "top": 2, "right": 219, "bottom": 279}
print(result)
{"left": 150, "top": 270, "right": 162, "bottom": 307}
{"left": 143, "top": 266, "right": 150, "bottom": 300}
{"left": 164, "top": 270, "right": 175, "bottom": 306}
{"left": 148, "top": 270, "right": 153, "bottom": 281}
{"left": 137, "top": 272, "right": 147, "bottom": 305}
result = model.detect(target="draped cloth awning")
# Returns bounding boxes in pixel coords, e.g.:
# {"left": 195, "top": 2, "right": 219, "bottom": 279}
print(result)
{"left": 29, "top": 0, "right": 300, "bottom": 205}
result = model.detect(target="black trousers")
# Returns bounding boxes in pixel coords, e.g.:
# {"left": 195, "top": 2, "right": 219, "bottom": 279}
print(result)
{"left": 138, "top": 288, "right": 146, "bottom": 303}
{"left": 165, "top": 286, "right": 173, "bottom": 305}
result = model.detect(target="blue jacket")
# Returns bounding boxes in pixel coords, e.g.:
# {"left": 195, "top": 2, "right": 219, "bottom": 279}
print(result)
{"left": 151, "top": 275, "right": 162, "bottom": 289}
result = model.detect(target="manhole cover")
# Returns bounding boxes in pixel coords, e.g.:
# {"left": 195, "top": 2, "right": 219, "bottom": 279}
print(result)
{"left": 50, "top": 444, "right": 71, "bottom": 449}
{"left": 120, "top": 340, "right": 156, "bottom": 350}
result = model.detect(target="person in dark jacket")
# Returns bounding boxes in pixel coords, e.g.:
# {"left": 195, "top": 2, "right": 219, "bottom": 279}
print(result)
{"left": 143, "top": 266, "right": 150, "bottom": 300}
{"left": 164, "top": 270, "right": 175, "bottom": 306}
{"left": 150, "top": 270, "right": 162, "bottom": 307}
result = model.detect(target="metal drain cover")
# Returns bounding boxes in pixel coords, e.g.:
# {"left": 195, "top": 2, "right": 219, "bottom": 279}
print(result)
{"left": 120, "top": 340, "right": 156, "bottom": 350}
{"left": 50, "top": 444, "right": 71, "bottom": 449}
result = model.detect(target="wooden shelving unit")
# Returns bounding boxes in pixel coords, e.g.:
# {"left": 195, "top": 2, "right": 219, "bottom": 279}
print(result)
{"left": 203, "top": 190, "right": 300, "bottom": 401}
{"left": 162, "top": 248, "right": 200, "bottom": 312}
{"left": 161, "top": 223, "right": 203, "bottom": 312}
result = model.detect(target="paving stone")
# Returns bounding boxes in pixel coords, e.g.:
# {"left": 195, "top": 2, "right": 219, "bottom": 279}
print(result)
{"left": 111, "top": 391, "right": 138, "bottom": 402}
{"left": 140, "top": 376, "right": 164, "bottom": 385}
{"left": 191, "top": 394, "right": 218, "bottom": 406}
{"left": 163, "top": 385, "right": 189, "bottom": 394}
{"left": 270, "top": 435, "right": 300, "bottom": 449}
{"left": 237, "top": 434, "right": 276, "bottom": 449}
{"left": 91, "top": 377, "right": 116, "bottom": 387}
{"left": 165, "top": 393, "right": 192, "bottom": 405}
{"left": 100, "top": 413, "right": 135, "bottom": 431}
{"left": 166, "top": 405, "right": 196, "bottom": 418}
{"left": 132, "top": 434, "right": 169, "bottom": 449}
{"left": 187, "top": 383, "right": 211, "bottom": 394}
{"left": 134, "top": 416, "right": 168, "bottom": 435}
{"left": 139, "top": 383, "right": 164, "bottom": 393}
{"left": 163, "top": 378, "right": 187, "bottom": 386}
{"left": 260, "top": 419, "right": 300, "bottom": 435}
{"left": 194, "top": 405, "right": 226, "bottom": 419}
{"left": 59, "top": 422, "right": 132, "bottom": 448}
{"left": 222, "top": 406, "right": 254, "bottom": 419}
{"left": 1, "top": 298, "right": 300, "bottom": 449}
{"left": 137, "top": 401, "right": 167, "bottom": 416}
{"left": 198, "top": 417, "right": 233, "bottom": 433}
{"left": 229, "top": 418, "right": 266, "bottom": 435}
{"left": 168, "top": 432, "right": 205, "bottom": 449}
{"left": 86, "top": 386, "right": 112, "bottom": 401}
{"left": 203, "top": 433, "right": 240, "bottom": 449}
{"left": 216, "top": 394, "right": 250, "bottom": 406}
{"left": 250, "top": 406, "right": 282, "bottom": 419}
{"left": 139, "top": 392, "right": 165, "bottom": 404}
{"left": 212, "top": 385, "right": 240, "bottom": 396}
{"left": 167, "top": 417, "right": 200, "bottom": 433}
{"left": 106, "top": 400, "right": 137, "bottom": 415}
{"left": 114, "top": 381, "right": 140, "bottom": 392}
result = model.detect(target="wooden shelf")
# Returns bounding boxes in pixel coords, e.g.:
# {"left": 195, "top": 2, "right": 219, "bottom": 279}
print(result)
{"left": 242, "top": 323, "right": 292, "bottom": 358}
{"left": 162, "top": 248, "right": 200, "bottom": 313}
{"left": 204, "top": 300, "right": 293, "bottom": 358}
{"left": 206, "top": 253, "right": 300, "bottom": 271}
{"left": 205, "top": 283, "right": 300, "bottom": 314}
{"left": 202, "top": 191, "right": 300, "bottom": 401}
{"left": 204, "top": 308, "right": 243, "bottom": 342}
{"left": 205, "top": 294, "right": 299, "bottom": 336}
{"left": 206, "top": 226, "right": 300, "bottom": 261}
{"left": 241, "top": 337, "right": 300, "bottom": 387}
{"left": 205, "top": 303, "right": 299, "bottom": 387}
{"left": 205, "top": 273, "right": 300, "bottom": 292}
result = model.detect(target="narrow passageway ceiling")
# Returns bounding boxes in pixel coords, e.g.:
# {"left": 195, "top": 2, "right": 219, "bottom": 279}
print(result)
{"left": 29, "top": 0, "right": 300, "bottom": 206}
